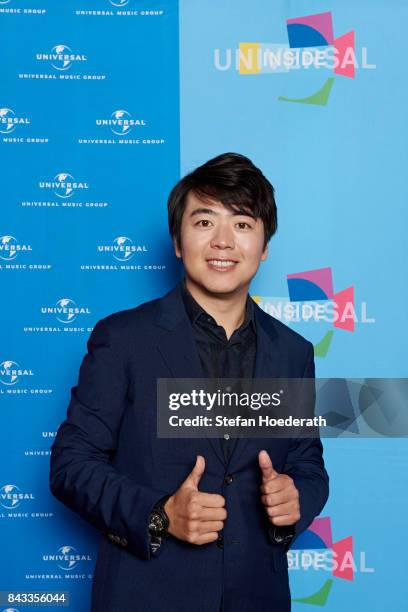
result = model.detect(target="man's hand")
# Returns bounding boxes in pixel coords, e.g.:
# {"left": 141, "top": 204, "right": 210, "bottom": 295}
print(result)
{"left": 258, "top": 449, "right": 300, "bottom": 527}
{"left": 164, "top": 455, "right": 227, "bottom": 545}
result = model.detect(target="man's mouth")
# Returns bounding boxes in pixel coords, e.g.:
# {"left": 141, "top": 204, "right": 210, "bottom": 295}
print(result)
{"left": 206, "top": 259, "right": 238, "bottom": 270}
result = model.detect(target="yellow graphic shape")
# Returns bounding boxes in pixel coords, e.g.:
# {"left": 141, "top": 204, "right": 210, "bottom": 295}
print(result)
{"left": 239, "top": 43, "right": 261, "bottom": 74}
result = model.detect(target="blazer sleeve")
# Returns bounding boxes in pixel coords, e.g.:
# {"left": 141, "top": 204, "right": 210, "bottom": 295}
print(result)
{"left": 269, "top": 342, "right": 329, "bottom": 552}
{"left": 49, "top": 317, "right": 170, "bottom": 560}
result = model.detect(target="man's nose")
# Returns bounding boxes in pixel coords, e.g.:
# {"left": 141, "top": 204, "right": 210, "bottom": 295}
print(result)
{"left": 210, "top": 223, "right": 235, "bottom": 249}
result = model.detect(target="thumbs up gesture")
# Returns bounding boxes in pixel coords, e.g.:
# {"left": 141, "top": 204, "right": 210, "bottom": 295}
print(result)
{"left": 258, "top": 450, "right": 300, "bottom": 527}
{"left": 164, "top": 455, "right": 227, "bottom": 545}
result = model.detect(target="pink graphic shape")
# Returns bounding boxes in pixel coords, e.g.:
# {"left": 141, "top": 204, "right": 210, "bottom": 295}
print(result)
{"left": 334, "top": 30, "right": 355, "bottom": 78}
{"left": 332, "top": 535, "right": 354, "bottom": 580}
{"left": 308, "top": 516, "right": 333, "bottom": 548}
{"left": 287, "top": 267, "right": 334, "bottom": 299}
{"left": 287, "top": 11, "right": 334, "bottom": 45}
{"left": 334, "top": 286, "right": 354, "bottom": 332}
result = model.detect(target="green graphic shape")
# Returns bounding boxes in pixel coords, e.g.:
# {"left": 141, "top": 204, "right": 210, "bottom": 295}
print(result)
{"left": 314, "top": 331, "right": 334, "bottom": 358}
{"left": 292, "top": 579, "right": 333, "bottom": 605}
{"left": 278, "top": 78, "right": 334, "bottom": 106}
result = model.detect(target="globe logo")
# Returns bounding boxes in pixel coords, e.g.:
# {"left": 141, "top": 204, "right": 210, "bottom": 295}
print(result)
{"left": 57, "top": 546, "right": 79, "bottom": 571}
{"left": 110, "top": 0, "right": 130, "bottom": 6}
{"left": 50, "top": 45, "right": 73, "bottom": 71}
{"left": 113, "top": 236, "right": 134, "bottom": 261}
{"left": 0, "top": 361, "right": 20, "bottom": 386}
{"left": 3, "top": 608, "right": 19, "bottom": 612}
{"left": 0, "top": 0, "right": 11, "bottom": 5}
{"left": 0, "top": 108, "right": 16, "bottom": 134}
{"left": 0, "top": 235, "right": 18, "bottom": 260}
{"left": 111, "top": 110, "right": 132, "bottom": 135}
{"left": 55, "top": 298, "right": 77, "bottom": 324}
{"left": 0, "top": 484, "right": 22, "bottom": 509}
{"left": 53, "top": 173, "right": 75, "bottom": 198}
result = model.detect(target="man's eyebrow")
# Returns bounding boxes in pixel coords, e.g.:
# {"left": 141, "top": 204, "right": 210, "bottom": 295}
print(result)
{"left": 189, "top": 207, "right": 257, "bottom": 219}
{"left": 189, "top": 207, "right": 218, "bottom": 217}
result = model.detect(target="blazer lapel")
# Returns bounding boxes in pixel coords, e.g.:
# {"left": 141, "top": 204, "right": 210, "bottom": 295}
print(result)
{"left": 155, "top": 281, "right": 226, "bottom": 466}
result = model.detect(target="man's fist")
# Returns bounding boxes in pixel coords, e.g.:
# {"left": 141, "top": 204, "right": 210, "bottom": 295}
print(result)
{"left": 258, "top": 449, "right": 300, "bottom": 527}
{"left": 164, "top": 455, "right": 227, "bottom": 545}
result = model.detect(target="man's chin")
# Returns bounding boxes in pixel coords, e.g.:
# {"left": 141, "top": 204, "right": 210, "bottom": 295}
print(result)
{"left": 189, "top": 275, "right": 248, "bottom": 296}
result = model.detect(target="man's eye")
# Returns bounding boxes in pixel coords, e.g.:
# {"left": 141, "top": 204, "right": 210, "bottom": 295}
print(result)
{"left": 196, "top": 219, "right": 212, "bottom": 227}
{"left": 236, "top": 222, "right": 251, "bottom": 229}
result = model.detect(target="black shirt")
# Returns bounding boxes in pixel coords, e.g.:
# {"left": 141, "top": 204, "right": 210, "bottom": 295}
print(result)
{"left": 180, "top": 277, "right": 257, "bottom": 461}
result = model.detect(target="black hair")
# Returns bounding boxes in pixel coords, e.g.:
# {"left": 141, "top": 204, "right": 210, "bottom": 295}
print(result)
{"left": 167, "top": 152, "right": 277, "bottom": 250}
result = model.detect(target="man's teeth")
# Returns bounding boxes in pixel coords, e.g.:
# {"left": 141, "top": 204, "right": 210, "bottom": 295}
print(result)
{"left": 208, "top": 260, "right": 236, "bottom": 267}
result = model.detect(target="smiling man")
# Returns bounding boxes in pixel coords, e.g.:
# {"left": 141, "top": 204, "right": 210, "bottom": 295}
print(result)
{"left": 50, "top": 152, "right": 329, "bottom": 612}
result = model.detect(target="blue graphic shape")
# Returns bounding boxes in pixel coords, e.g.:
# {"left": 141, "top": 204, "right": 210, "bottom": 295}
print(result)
{"left": 287, "top": 278, "right": 329, "bottom": 301}
{"left": 287, "top": 24, "right": 330, "bottom": 48}
{"left": 292, "top": 530, "right": 328, "bottom": 550}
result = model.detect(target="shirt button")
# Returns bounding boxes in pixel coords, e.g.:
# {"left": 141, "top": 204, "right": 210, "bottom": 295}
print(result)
{"left": 224, "top": 474, "right": 234, "bottom": 485}
{"left": 217, "top": 536, "right": 224, "bottom": 549}
{"left": 223, "top": 434, "right": 230, "bottom": 440}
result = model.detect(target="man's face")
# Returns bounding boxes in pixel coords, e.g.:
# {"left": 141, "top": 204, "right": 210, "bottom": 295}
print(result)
{"left": 174, "top": 191, "right": 268, "bottom": 295}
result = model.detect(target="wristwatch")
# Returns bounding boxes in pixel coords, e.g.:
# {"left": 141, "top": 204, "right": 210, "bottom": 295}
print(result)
{"left": 148, "top": 495, "right": 171, "bottom": 539}
{"left": 272, "top": 524, "right": 295, "bottom": 545}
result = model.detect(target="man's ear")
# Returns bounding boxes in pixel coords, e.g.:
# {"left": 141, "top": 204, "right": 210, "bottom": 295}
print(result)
{"left": 173, "top": 236, "right": 182, "bottom": 258}
{"left": 260, "top": 242, "right": 268, "bottom": 261}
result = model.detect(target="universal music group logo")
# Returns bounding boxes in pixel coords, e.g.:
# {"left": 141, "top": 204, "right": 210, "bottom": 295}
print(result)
{"left": 0, "top": 359, "right": 52, "bottom": 395}
{"left": 74, "top": 0, "right": 164, "bottom": 17}
{"left": 0, "top": 107, "right": 48, "bottom": 144}
{"left": 77, "top": 109, "right": 165, "bottom": 146}
{"left": 0, "top": 0, "right": 46, "bottom": 14}
{"left": 19, "top": 297, "right": 93, "bottom": 334}
{"left": 0, "top": 483, "right": 53, "bottom": 519}
{"left": 0, "top": 235, "right": 51, "bottom": 270}
{"left": 21, "top": 172, "right": 109, "bottom": 209}
{"left": 0, "top": 108, "right": 30, "bottom": 134}
{"left": 79, "top": 235, "right": 167, "bottom": 272}
{"left": 18, "top": 43, "right": 107, "bottom": 80}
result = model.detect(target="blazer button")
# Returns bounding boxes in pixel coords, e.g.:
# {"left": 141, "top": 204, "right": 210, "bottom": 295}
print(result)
{"left": 217, "top": 536, "right": 224, "bottom": 549}
{"left": 224, "top": 474, "right": 234, "bottom": 485}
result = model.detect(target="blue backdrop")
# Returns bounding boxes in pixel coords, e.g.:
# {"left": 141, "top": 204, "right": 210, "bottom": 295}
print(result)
{"left": 1, "top": 0, "right": 407, "bottom": 610}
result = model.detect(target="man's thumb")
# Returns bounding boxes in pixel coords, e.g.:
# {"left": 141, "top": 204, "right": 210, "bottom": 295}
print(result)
{"left": 183, "top": 455, "right": 205, "bottom": 490}
{"left": 258, "top": 450, "right": 278, "bottom": 482}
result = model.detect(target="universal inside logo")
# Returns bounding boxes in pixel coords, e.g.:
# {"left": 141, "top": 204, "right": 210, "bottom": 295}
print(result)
{"left": 214, "top": 11, "right": 375, "bottom": 106}
{"left": 288, "top": 516, "right": 374, "bottom": 606}
{"left": 253, "top": 267, "right": 375, "bottom": 357}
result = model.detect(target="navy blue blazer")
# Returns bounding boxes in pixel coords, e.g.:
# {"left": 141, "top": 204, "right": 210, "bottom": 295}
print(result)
{"left": 49, "top": 280, "right": 329, "bottom": 612}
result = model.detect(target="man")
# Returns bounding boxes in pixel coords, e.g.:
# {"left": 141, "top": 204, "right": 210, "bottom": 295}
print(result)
{"left": 49, "top": 152, "right": 329, "bottom": 611}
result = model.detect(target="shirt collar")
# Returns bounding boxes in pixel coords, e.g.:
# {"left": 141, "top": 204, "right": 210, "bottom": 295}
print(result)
{"left": 180, "top": 276, "right": 256, "bottom": 334}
